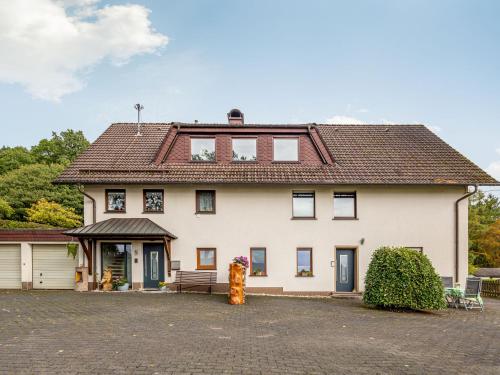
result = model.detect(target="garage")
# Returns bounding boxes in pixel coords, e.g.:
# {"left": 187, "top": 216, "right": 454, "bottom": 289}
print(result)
{"left": 0, "top": 244, "right": 22, "bottom": 289}
{"left": 33, "top": 244, "right": 77, "bottom": 289}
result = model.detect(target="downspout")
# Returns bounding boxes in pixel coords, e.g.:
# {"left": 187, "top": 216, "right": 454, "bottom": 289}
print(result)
{"left": 78, "top": 186, "right": 97, "bottom": 288}
{"left": 78, "top": 185, "right": 96, "bottom": 225}
{"left": 455, "top": 184, "right": 477, "bottom": 283}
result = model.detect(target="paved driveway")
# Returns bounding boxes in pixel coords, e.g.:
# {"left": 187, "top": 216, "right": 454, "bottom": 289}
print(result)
{"left": 0, "top": 291, "right": 499, "bottom": 375}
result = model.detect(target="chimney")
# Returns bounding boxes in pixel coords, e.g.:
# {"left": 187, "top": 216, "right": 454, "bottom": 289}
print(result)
{"left": 227, "top": 108, "right": 244, "bottom": 125}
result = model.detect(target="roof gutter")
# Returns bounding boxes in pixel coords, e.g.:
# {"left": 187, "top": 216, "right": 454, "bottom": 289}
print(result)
{"left": 455, "top": 184, "right": 477, "bottom": 282}
{"left": 78, "top": 186, "right": 96, "bottom": 225}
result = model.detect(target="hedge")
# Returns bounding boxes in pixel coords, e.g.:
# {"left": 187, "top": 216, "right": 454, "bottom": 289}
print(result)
{"left": 363, "top": 246, "right": 446, "bottom": 310}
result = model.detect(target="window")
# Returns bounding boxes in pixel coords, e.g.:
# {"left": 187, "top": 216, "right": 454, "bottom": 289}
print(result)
{"left": 101, "top": 243, "right": 132, "bottom": 287}
{"left": 106, "top": 189, "right": 126, "bottom": 212}
{"left": 297, "top": 248, "right": 313, "bottom": 276}
{"left": 232, "top": 138, "right": 257, "bottom": 161}
{"left": 273, "top": 138, "right": 299, "bottom": 161}
{"left": 191, "top": 138, "right": 216, "bottom": 161}
{"left": 333, "top": 192, "right": 356, "bottom": 219}
{"left": 196, "top": 190, "right": 216, "bottom": 214}
{"left": 292, "top": 192, "right": 315, "bottom": 218}
{"left": 250, "top": 248, "right": 267, "bottom": 276}
{"left": 143, "top": 190, "right": 164, "bottom": 212}
{"left": 197, "top": 248, "right": 216, "bottom": 270}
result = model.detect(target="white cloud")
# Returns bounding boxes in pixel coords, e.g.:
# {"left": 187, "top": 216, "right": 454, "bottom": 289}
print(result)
{"left": 0, "top": 0, "right": 167, "bottom": 101}
{"left": 426, "top": 125, "right": 442, "bottom": 133}
{"left": 326, "top": 115, "right": 365, "bottom": 125}
{"left": 487, "top": 161, "right": 500, "bottom": 180}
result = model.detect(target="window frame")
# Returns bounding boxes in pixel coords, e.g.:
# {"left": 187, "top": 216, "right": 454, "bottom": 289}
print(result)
{"left": 272, "top": 136, "right": 300, "bottom": 162}
{"left": 105, "top": 189, "right": 126, "bottom": 213}
{"left": 231, "top": 137, "right": 258, "bottom": 162}
{"left": 296, "top": 247, "right": 313, "bottom": 277}
{"left": 189, "top": 136, "right": 216, "bottom": 163}
{"left": 292, "top": 191, "right": 316, "bottom": 219}
{"left": 250, "top": 247, "right": 267, "bottom": 276}
{"left": 195, "top": 190, "right": 216, "bottom": 214}
{"left": 196, "top": 248, "right": 217, "bottom": 270}
{"left": 143, "top": 189, "right": 164, "bottom": 213}
{"left": 333, "top": 192, "right": 357, "bottom": 220}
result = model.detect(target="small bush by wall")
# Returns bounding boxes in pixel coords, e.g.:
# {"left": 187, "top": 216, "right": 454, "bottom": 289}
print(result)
{"left": 363, "top": 246, "right": 446, "bottom": 310}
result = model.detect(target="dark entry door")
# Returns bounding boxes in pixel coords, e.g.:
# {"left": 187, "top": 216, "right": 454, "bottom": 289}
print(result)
{"left": 336, "top": 249, "right": 355, "bottom": 292}
{"left": 144, "top": 243, "right": 164, "bottom": 289}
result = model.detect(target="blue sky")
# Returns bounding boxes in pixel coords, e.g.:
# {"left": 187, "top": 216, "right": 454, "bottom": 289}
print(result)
{"left": 0, "top": 0, "right": 499, "bottom": 183}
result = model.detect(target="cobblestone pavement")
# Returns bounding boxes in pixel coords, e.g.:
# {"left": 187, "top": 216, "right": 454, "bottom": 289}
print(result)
{"left": 0, "top": 291, "right": 499, "bottom": 375}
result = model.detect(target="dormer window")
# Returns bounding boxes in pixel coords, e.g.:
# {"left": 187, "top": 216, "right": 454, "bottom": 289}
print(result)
{"left": 273, "top": 137, "right": 299, "bottom": 161}
{"left": 232, "top": 138, "right": 257, "bottom": 161}
{"left": 191, "top": 138, "right": 215, "bottom": 162}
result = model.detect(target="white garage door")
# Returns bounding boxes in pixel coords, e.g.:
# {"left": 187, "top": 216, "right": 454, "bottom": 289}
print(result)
{"left": 0, "top": 244, "right": 22, "bottom": 289}
{"left": 33, "top": 244, "right": 77, "bottom": 289}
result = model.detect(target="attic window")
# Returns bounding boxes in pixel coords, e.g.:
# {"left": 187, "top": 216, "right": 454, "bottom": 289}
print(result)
{"left": 191, "top": 138, "right": 215, "bottom": 162}
{"left": 273, "top": 137, "right": 299, "bottom": 161}
{"left": 232, "top": 138, "right": 257, "bottom": 161}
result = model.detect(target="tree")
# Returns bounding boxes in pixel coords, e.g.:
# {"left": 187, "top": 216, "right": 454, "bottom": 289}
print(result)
{"left": 469, "top": 191, "right": 500, "bottom": 268}
{"left": 0, "top": 164, "right": 83, "bottom": 219}
{"left": 26, "top": 199, "right": 82, "bottom": 228}
{"left": 476, "top": 219, "right": 500, "bottom": 267}
{"left": 0, "top": 197, "right": 14, "bottom": 219}
{"left": 31, "top": 130, "right": 89, "bottom": 165}
{"left": 0, "top": 146, "right": 34, "bottom": 174}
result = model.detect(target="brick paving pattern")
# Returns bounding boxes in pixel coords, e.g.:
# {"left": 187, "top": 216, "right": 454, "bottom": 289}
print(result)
{"left": 0, "top": 291, "right": 499, "bottom": 374}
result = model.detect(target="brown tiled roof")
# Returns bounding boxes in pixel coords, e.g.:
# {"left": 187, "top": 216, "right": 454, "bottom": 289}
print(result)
{"left": 0, "top": 229, "right": 71, "bottom": 242}
{"left": 55, "top": 123, "right": 498, "bottom": 185}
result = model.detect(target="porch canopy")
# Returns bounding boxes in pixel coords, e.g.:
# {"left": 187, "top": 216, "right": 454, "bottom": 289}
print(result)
{"left": 65, "top": 218, "right": 176, "bottom": 276}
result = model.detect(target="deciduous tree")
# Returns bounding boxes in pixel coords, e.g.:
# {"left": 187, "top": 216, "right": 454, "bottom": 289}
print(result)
{"left": 26, "top": 199, "right": 82, "bottom": 228}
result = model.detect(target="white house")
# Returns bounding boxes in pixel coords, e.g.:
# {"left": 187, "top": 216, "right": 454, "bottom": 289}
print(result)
{"left": 52, "top": 109, "right": 497, "bottom": 294}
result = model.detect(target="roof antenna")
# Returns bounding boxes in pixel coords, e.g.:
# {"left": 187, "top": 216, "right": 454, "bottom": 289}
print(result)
{"left": 134, "top": 103, "right": 144, "bottom": 136}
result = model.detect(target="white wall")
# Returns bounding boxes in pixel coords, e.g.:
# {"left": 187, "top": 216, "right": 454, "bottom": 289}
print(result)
{"left": 83, "top": 184, "right": 468, "bottom": 292}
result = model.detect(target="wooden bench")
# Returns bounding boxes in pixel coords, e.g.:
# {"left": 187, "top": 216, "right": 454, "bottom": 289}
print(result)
{"left": 173, "top": 271, "right": 217, "bottom": 294}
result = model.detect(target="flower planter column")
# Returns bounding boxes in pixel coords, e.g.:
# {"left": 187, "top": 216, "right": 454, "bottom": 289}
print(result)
{"left": 228, "top": 263, "right": 245, "bottom": 305}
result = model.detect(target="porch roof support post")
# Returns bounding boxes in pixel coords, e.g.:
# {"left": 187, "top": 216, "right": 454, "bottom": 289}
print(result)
{"left": 78, "top": 238, "right": 93, "bottom": 275}
{"left": 163, "top": 237, "right": 172, "bottom": 277}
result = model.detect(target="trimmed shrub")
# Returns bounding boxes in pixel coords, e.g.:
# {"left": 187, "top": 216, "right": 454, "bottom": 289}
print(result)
{"left": 363, "top": 246, "right": 446, "bottom": 310}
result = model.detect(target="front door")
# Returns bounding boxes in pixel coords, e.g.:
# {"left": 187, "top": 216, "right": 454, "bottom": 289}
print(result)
{"left": 336, "top": 249, "right": 355, "bottom": 292}
{"left": 143, "top": 243, "right": 164, "bottom": 289}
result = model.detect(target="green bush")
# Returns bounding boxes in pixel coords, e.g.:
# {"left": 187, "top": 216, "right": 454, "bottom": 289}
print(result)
{"left": 363, "top": 246, "right": 446, "bottom": 310}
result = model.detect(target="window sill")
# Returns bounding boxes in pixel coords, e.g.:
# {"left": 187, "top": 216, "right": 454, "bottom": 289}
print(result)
{"left": 231, "top": 160, "right": 258, "bottom": 164}
{"left": 332, "top": 217, "right": 358, "bottom": 221}
{"left": 195, "top": 211, "right": 216, "bottom": 215}
{"left": 104, "top": 211, "right": 126, "bottom": 214}
{"left": 249, "top": 274, "right": 267, "bottom": 277}
{"left": 291, "top": 217, "right": 317, "bottom": 220}
{"left": 295, "top": 275, "right": 314, "bottom": 278}
{"left": 142, "top": 211, "right": 164, "bottom": 214}
{"left": 196, "top": 268, "right": 216, "bottom": 271}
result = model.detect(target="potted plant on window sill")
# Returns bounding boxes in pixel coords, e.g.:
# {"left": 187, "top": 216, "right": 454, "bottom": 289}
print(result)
{"left": 298, "top": 269, "right": 313, "bottom": 277}
{"left": 113, "top": 277, "right": 129, "bottom": 291}
{"left": 252, "top": 268, "right": 264, "bottom": 276}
